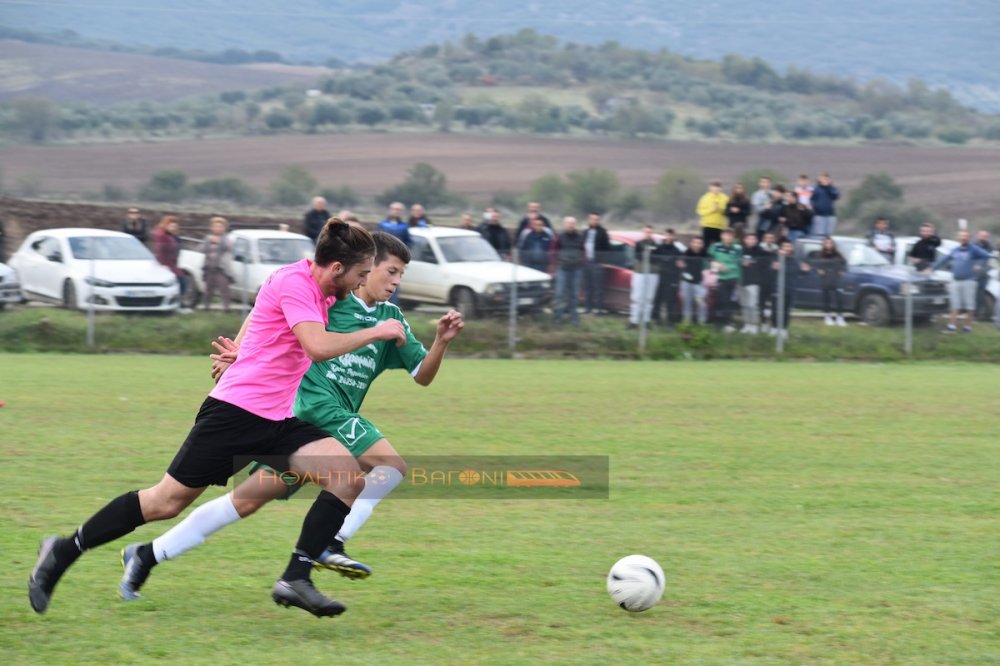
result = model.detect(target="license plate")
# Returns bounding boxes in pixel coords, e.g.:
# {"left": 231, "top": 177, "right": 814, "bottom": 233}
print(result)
{"left": 933, "top": 297, "right": 946, "bottom": 305}
{"left": 126, "top": 290, "right": 156, "bottom": 297}
{"left": 517, "top": 297, "right": 535, "bottom": 306}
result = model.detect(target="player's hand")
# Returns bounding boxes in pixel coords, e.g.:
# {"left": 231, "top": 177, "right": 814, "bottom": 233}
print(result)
{"left": 373, "top": 319, "right": 407, "bottom": 347}
{"left": 210, "top": 359, "right": 232, "bottom": 383}
{"left": 210, "top": 336, "right": 239, "bottom": 364}
{"left": 436, "top": 309, "right": 465, "bottom": 343}
{"left": 209, "top": 336, "right": 238, "bottom": 382}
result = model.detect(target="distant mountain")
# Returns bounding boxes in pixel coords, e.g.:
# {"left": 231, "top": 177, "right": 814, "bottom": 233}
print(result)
{"left": 2, "top": 0, "right": 998, "bottom": 110}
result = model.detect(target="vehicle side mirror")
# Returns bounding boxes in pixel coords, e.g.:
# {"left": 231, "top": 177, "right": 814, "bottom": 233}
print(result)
{"left": 47, "top": 252, "right": 62, "bottom": 263}
{"left": 233, "top": 254, "right": 246, "bottom": 263}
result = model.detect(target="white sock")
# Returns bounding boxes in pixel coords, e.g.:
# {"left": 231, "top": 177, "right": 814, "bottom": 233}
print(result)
{"left": 152, "top": 494, "right": 241, "bottom": 562}
{"left": 335, "top": 466, "right": 404, "bottom": 543}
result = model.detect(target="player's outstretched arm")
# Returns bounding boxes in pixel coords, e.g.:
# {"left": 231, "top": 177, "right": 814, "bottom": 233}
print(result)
{"left": 294, "top": 319, "right": 406, "bottom": 363}
{"left": 414, "top": 309, "right": 464, "bottom": 387}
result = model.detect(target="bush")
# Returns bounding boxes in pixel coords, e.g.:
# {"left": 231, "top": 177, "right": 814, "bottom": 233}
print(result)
{"left": 565, "top": 168, "right": 619, "bottom": 216}
{"left": 269, "top": 165, "right": 318, "bottom": 207}
{"left": 101, "top": 183, "right": 129, "bottom": 202}
{"left": 139, "top": 169, "right": 188, "bottom": 203}
{"left": 319, "top": 185, "right": 361, "bottom": 209}
{"left": 844, "top": 173, "right": 904, "bottom": 219}
{"left": 527, "top": 174, "right": 568, "bottom": 211}
{"left": 355, "top": 102, "right": 388, "bottom": 126}
{"left": 308, "top": 101, "right": 352, "bottom": 127}
{"left": 220, "top": 91, "right": 246, "bottom": 104}
{"left": 376, "top": 163, "right": 460, "bottom": 208}
{"left": 190, "top": 177, "right": 260, "bottom": 205}
{"left": 612, "top": 190, "right": 645, "bottom": 221}
{"left": 263, "top": 109, "right": 294, "bottom": 130}
{"left": 936, "top": 127, "right": 973, "bottom": 144}
{"left": 649, "top": 167, "right": 705, "bottom": 222}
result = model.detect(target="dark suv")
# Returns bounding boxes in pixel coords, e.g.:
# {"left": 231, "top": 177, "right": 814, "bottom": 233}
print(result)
{"left": 793, "top": 237, "right": 949, "bottom": 326}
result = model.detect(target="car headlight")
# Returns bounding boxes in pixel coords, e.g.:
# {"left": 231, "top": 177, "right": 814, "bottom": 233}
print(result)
{"left": 901, "top": 283, "right": 921, "bottom": 295}
{"left": 84, "top": 277, "right": 116, "bottom": 288}
{"left": 162, "top": 278, "right": 178, "bottom": 288}
{"left": 485, "top": 283, "right": 507, "bottom": 295}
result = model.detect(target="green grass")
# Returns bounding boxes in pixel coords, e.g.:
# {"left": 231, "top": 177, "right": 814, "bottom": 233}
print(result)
{"left": 1, "top": 356, "right": 998, "bottom": 664}
{"left": 2, "top": 307, "right": 999, "bottom": 362}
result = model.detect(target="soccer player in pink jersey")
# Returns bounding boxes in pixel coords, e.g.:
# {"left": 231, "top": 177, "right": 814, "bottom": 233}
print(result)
{"left": 29, "top": 219, "right": 407, "bottom": 617}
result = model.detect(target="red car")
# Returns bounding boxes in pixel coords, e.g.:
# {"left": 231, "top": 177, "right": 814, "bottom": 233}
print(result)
{"left": 598, "top": 231, "right": 682, "bottom": 314}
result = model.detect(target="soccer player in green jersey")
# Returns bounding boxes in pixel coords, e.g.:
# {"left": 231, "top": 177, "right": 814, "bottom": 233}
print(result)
{"left": 119, "top": 232, "right": 464, "bottom": 611}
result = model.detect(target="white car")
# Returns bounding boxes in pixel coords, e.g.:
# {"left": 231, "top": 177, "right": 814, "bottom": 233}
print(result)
{"left": 0, "top": 262, "right": 23, "bottom": 309}
{"left": 178, "top": 229, "right": 314, "bottom": 307}
{"left": 895, "top": 236, "right": 998, "bottom": 319}
{"left": 10, "top": 228, "right": 180, "bottom": 312}
{"left": 401, "top": 227, "right": 552, "bottom": 317}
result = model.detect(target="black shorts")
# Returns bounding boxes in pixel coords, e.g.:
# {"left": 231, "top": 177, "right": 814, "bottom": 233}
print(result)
{"left": 167, "top": 397, "right": 330, "bottom": 488}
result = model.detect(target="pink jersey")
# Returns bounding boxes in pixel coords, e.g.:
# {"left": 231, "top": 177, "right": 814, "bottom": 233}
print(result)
{"left": 210, "top": 259, "right": 335, "bottom": 420}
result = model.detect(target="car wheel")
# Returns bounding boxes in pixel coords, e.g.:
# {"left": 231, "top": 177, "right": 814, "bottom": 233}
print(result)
{"left": 452, "top": 287, "right": 478, "bottom": 319}
{"left": 976, "top": 292, "right": 996, "bottom": 322}
{"left": 858, "top": 293, "right": 890, "bottom": 327}
{"left": 63, "top": 280, "right": 78, "bottom": 310}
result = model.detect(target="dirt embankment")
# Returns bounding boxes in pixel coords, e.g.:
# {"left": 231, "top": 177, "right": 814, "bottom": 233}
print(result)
{"left": 0, "top": 198, "right": 297, "bottom": 259}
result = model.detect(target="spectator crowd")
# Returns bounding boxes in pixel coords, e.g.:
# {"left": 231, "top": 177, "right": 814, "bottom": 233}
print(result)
{"left": 107, "top": 171, "right": 998, "bottom": 334}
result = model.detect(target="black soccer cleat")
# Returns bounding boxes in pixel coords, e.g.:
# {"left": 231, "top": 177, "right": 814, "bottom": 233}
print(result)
{"left": 271, "top": 578, "right": 347, "bottom": 618}
{"left": 28, "top": 536, "right": 70, "bottom": 614}
{"left": 314, "top": 541, "right": 372, "bottom": 580}
{"left": 119, "top": 543, "right": 153, "bottom": 601}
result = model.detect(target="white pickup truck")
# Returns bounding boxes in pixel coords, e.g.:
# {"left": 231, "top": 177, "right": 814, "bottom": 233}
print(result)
{"left": 401, "top": 227, "right": 553, "bottom": 317}
{"left": 178, "top": 229, "right": 314, "bottom": 307}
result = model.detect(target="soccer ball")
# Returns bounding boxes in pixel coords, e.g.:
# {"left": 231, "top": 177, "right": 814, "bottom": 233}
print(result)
{"left": 607, "top": 554, "right": 665, "bottom": 612}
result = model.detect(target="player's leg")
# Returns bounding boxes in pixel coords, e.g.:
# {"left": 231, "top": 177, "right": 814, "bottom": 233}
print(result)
{"left": 271, "top": 434, "right": 364, "bottom": 617}
{"left": 118, "top": 471, "right": 291, "bottom": 600}
{"left": 316, "top": 437, "right": 407, "bottom": 578}
{"left": 29, "top": 473, "right": 204, "bottom": 613}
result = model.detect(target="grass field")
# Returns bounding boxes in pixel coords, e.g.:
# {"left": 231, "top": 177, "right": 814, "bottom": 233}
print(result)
{"left": 1, "top": 355, "right": 998, "bottom": 664}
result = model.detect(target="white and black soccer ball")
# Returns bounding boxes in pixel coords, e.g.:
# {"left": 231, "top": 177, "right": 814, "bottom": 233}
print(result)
{"left": 607, "top": 554, "right": 665, "bottom": 612}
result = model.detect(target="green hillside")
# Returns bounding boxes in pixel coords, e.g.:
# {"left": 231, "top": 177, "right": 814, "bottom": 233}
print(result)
{"left": 1, "top": 0, "right": 997, "bottom": 110}
{"left": 3, "top": 30, "right": 997, "bottom": 147}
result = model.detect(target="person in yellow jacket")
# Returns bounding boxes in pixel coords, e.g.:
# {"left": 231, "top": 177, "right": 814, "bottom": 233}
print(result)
{"left": 696, "top": 181, "right": 730, "bottom": 247}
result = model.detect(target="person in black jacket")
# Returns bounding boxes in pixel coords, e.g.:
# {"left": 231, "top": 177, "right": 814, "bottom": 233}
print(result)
{"left": 738, "top": 232, "right": 771, "bottom": 333}
{"left": 477, "top": 210, "right": 511, "bottom": 258}
{"left": 583, "top": 213, "right": 611, "bottom": 314}
{"left": 678, "top": 236, "right": 709, "bottom": 325}
{"left": 807, "top": 236, "right": 848, "bottom": 326}
{"left": 303, "top": 197, "right": 330, "bottom": 244}
{"left": 770, "top": 240, "right": 810, "bottom": 338}
{"left": 552, "top": 216, "right": 585, "bottom": 325}
{"left": 651, "top": 228, "right": 683, "bottom": 325}
{"left": 908, "top": 223, "right": 941, "bottom": 271}
{"left": 121, "top": 208, "right": 149, "bottom": 245}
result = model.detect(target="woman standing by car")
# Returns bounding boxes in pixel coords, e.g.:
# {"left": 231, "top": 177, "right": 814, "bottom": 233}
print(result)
{"left": 153, "top": 215, "right": 190, "bottom": 313}
{"left": 807, "top": 236, "right": 848, "bottom": 326}
{"left": 200, "top": 216, "right": 233, "bottom": 312}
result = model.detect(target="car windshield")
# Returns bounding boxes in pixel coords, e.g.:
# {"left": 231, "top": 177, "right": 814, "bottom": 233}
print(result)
{"left": 839, "top": 240, "right": 890, "bottom": 267}
{"left": 436, "top": 236, "right": 501, "bottom": 263}
{"left": 258, "top": 238, "right": 314, "bottom": 264}
{"left": 69, "top": 236, "right": 153, "bottom": 260}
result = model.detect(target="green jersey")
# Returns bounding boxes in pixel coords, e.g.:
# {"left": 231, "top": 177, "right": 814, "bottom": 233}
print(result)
{"left": 294, "top": 293, "right": 428, "bottom": 421}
